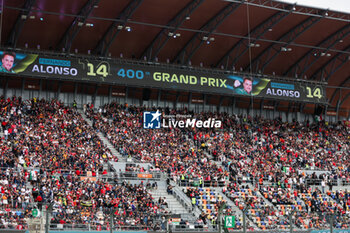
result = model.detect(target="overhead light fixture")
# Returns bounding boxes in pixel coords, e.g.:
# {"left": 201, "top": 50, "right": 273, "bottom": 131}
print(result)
{"left": 168, "top": 32, "right": 174, "bottom": 36}
{"left": 176, "top": 33, "right": 181, "bottom": 37}
{"left": 268, "top": 28, "right": 273, "bottom": 31}
{"left": 326, "top": 53, "right": 331, "bottom": 57}
{"left": 321, "top": 52, "right": 326, "bottom": 56}
{"left": 325, "top": 12, "right": 328, "bottom": 16}
{"left": 125, "top": 26, "right": 131, "bottom": 32}
{"left": 173, "top": 35, "right": 177, "bottom": 38}
{"left": 206, "top": 41, "right": 210, "bottom": 44}
{"left": 339, "top": 39, "right": 343, "bottom": 43}
{"left": 185, "top": 16, "right": 190, "bottom": 20}
{"left": 21, "top": 15, "right": 27, "bottom": 19}
{"left": 292, "top": 6, "right": 296, "bottom": 11}
{"left": 202, "top": 36, "right": 208, "bottom": 41}
{"left": 209, "top": 37, "right": 215, "bottom": 41}
{"left": 29, "top": 15, "right": 35, "bottom": 19}
{"left": 250, "top": 43, "right": 260, "bottom": 47}
{"left": 78, "top": 22, "right": 84, "bottom": 27}
{"left": 281, "top": 47, "right": 292, "bottom": 51}
{"left": 86, "top": 23, "right": 94, "bottom": 27}
{"left": 117, "top": 25, "right": 123, "bottom": 30}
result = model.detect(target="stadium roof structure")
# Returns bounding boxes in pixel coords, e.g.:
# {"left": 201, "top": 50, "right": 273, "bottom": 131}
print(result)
{"left": 1, "top": 0, "right": 350, "bottom": 117}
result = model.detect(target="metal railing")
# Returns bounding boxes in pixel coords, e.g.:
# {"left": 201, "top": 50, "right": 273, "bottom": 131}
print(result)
{"left": 177, "top": 179, "right": 226, "bottom": 187}
{"left": 48, "top": 224, "right": 153, "bottom": 231}
{"left": 118, "top": 171, "right": 166, "bottom": 180}
{"left": 171, "top": 183, "right": 193, "bottom": 214}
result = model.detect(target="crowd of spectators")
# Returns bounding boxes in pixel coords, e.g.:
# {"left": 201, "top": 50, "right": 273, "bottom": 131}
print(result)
{"left": 86, "top": 102, "right": 349, "bottom": 230}
{"left": 1, "top": 97, "right": 350, "bottom": 231}
{"left": 0, "top": 97, "right": 167, "bottom": 230}
{"left": 86, "top": 103, "right": 228, "bottom": 187}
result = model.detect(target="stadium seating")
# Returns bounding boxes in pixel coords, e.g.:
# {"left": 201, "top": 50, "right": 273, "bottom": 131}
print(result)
{"left": 1, "top": 97, "right": 349, "bottom": 230}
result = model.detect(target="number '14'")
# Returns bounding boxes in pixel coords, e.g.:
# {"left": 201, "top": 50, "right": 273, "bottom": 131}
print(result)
{"left": 306, "top": 87, "right": 322, "bottom": 99}
{"left": 87, "top": 63, "right": 109, "bottom": 77}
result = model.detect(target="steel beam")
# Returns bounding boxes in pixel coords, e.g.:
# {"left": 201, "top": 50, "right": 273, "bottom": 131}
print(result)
{"left": 203, "top": 94, "right": 207, "bottom": 112}
{"left": 246, "top": 15, "right": 323, "bottom": 73}
{"left": 157, "top": 89, "right": 161, "bottom": 106}
{"left": 3, "top": 78, "right": 8, "bottom": 98}
{"left": 284, "top": 23, "right": 350, "bottom": 77}
{"left": 188, "top": 92, "right": 192, "bottom": 109}
{"left": 125, "top": 87, "right": 129, "bottom": 103}
{"left": 217, "top": 96, "right": 224, "bottom": 113}
{"left": 225, "top": 0, "right": 349, "bottom": 23}
{"left": 329, "top": 76, "right": 350, "bottom": 104}
{"left": 174, "top": 92, "right": 180, "bottom": 109}
{"left": 56, "top": 81, "right": 62, "bottom": 99}
{"left": 93, "top": 0, "right": 143, "bottom": 56}
{"left": 39, "top": 79, "right": 42, "bottom": 98}
{"left": 310, "top": 44, "right": 350, "bottom": 81}
{"left": 259, "top": 98, "right": 264, "bottom": 115}
{"left": 173, "top": 2, "right": 241, "bottom": 65}
{"left": 56, "top": 0, "right": 100, "bottom": 52}
{"left": 108, "top": 85, "right": 112, "bottom": 103}
{"left": 216, "top": 7, "right": 292, "bottom": 68}
{"left": 339, "top": 92, "right": 350, "bottom": 111}
{"left": 6, "top": 0, "right": 36, "bottom": 47}
{"left": 21, "top": 78, "right": 25, "bottom": 97}
{"left": 92, "top": 84, "right": 99, "bottom": 106}
{"left": 141, "top": 0, "right": 204, "bottom": 61}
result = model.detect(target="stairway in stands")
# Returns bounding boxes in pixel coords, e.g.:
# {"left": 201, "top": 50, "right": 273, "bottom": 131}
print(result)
{"left": 78, "top": 109, "right": 126, "bottom": 163}
{"left": 148, "top": 187, "right": 191, "bottom": 215}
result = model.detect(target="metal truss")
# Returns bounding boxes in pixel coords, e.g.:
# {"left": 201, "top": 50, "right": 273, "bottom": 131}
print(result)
{"left": 339, "top": 92, "right": 350, "bottom": 111}
{"left": 247, "top": 15, "right": 323, "bottom": 73}
{"left": 56, "top": 0, "right": 100, "bottom": 52}
{"left": 141, "top": 0, "right": 204, "bottom": 61}
{"left": 224, "top": 0, "right": 350, "bottom": 23}
{"left": 173, "top": 2, "right": 242, "bottom": 65}
{"left": 93, "top": 0, "right": 143, "bottom": 56}
{"left": 215, "top": 6, "right": 292, "bottom": 69}
{"left": 284, "top": 23, "right": 350, "bottom": 77}
{"left": 6, "top": 0, "right": 36, "bottom": 47}
{"left": 310, "top": 44, "right": 350, "bottom": 81}
{"left": 329, "top": 76, "right": 350, "bottom": 105}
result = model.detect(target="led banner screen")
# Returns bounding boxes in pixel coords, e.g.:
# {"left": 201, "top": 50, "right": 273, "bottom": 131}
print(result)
{"left": 0, "top": 50, "right": 327, "bottom": 104}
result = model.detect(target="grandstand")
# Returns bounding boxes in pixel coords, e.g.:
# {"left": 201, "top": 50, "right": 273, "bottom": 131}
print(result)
{"left": 0, "top": 0, "right": 349, "bottom": 233}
